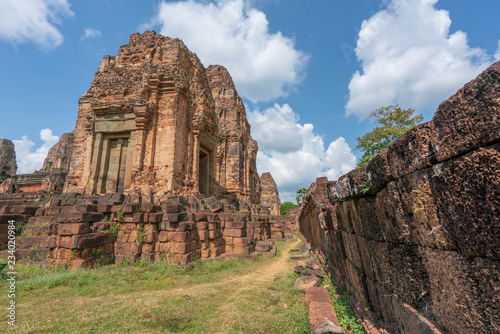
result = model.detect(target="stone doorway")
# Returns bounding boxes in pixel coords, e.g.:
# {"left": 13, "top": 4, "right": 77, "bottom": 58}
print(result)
{"left": 88, "top": 132, "right": 134, "bottom": 194}
{"left": 101, "top": 138, "right": 129, "bottom": 193}
{"left": 199, "top": 148, "right": 210, "bottom": 196}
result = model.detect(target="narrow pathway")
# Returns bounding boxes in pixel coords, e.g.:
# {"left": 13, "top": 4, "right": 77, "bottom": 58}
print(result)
{"left": 208, "top": 239, "right": 301, "bottom": 330}
{"left": 67, "top": 239, "right": 301, "bottom": 332}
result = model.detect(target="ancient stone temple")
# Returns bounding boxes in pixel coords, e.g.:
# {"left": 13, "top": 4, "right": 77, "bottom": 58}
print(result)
{"left": 260, "top": 172, "right": 280, "bottom": 215}
{"left": 206, "top": 65, "right": 261, "bottom": 204}
{"left": 0, "top": 139, "right": 17, "bottom": 181}
{"left": 64, "top": 31, "right": 218, "bottom": 197}
{"left": 0, "top": 31, "right": 289, "bottom": 268}
{"left": 42, "top": 132, "right": 74, "bottom": 173}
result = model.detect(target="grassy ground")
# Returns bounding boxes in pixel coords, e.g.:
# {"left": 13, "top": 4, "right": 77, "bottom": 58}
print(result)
{"left": 0, "top": 240, "right": 309, "bottom": 333}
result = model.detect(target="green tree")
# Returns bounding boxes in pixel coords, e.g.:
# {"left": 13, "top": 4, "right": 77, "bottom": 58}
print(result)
{"left": 356, "top": 105, "right": 423, "bottom": 167}
{"left": 280, "top": 201, "right": 298, "bottom": 215}
{"left": 296, "top": 188, "right": 308, "bottom": 205}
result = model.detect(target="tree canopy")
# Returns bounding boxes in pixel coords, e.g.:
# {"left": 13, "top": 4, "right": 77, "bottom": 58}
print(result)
{"left": 356, "top": 105, "right": 423, "bottom": 167}
{"left": 296, "top": 188, "right": 308, "bottom": 205}
{"left": 280, "top": 201, "right": 298, "bottom": 215}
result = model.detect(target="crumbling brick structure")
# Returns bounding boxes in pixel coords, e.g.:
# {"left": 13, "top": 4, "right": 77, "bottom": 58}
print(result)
{"left": 260, "top": 172, "right": 281, "bottom": 215}
{"left": 64, "top": 31, "right": 218, "bottom": 197}
{"left": 0, "top": 139, "right": 16, "bottom": 181}
{"left": 0, "top": 31, "right": 285, "bottom": 266}
{"left": 42, "top": 132, "right": 74, "bottom": 174}
{"left": 0, "top": 193, "right": 285, "bottom": 266}
{"left": 4, "top": 132, "right": 74, "bottom": 193}
{"left": 206, "top": 65, "right": 261, "bottom": 204}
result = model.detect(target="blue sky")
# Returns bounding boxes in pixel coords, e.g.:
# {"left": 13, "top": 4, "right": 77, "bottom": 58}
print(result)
{"left": 0, "top": 0, "right": 499, "bottom": 202}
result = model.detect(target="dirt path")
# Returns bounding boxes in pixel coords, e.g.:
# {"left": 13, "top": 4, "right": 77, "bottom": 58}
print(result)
{"left": 218, "top": 239, "right": 300, "bottom": 290}
{"left": 212, "top": 239, "right": 301, "bottom": 326}
{"left": 64, "top": 239, "right": 301, "bottom": 332}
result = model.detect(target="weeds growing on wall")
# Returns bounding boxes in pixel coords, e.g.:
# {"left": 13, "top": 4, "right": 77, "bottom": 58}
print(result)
{"left": 314, "top": 254, "right": 365, "bottom": 334}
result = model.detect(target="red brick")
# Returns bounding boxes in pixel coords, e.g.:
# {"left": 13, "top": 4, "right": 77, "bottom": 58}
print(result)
{"left": 55, "top": 212, "right": 102, "bottom": 224}
{"left": 198, "top": 229, "right": 209, "bottom": 241}
{"left": 308, "top": 302, "right": 339, "bottom": 330}
{"left": 169, "top": 231, "right": 191, "bottom": 243}
{"left": 223, "top": 228, "right": 244, "bottom": 237}
{"left": 170, "top": 242, "right": 190, "bottom": 254}
{"left": 158, "top": 231, "right": 168, "bottom": 242}
{"left": 148, "top": 213, "right": 163, "bottom": 223}
{"left": 58, "top": 223, "right": 90, "bottom": 236}
{"left": 305, "top": 287, "right": 332, "bottom": 307}
{"left": 71, "top": 232, "right": 113, "bottom": 249}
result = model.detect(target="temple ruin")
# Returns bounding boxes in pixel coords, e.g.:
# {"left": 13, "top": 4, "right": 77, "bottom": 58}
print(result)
{"left": 42, "top": 132, "right": 74, "bottom": 174}
{"left": 0, "top": 31, "right": 285, "bottom": 265}
{"left": 0, "top": 139, "right": 16, "bottom": 182}
{"left": 260, "top": 172, "right": 281, "bottom": 215}
{"left": 64, "top": 32, "right": 220, "bottom": 198}
{"left": 206, "top": 65, "right": 261, "bottom": 204}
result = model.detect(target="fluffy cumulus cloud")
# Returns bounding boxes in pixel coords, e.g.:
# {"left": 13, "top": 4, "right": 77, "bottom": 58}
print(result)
{"left": 13, "top": 129, "right": 59, "bottom": 174}
{"left": 81, "top": 28, "right": 101, "bottom": 41}
{"left": 248, "top": 104, "right": 356, "bottom": 202}
{"left": 346, "top": 0, "right": 494, "bottom": 119}
{"left": 0, "top": 0, "right": 75, "bottom": 50}
{"left": 0, "top": 0, "right": 74, "bottom": 50}
{"left": 150, "top": 0, "right": 309, "bottom": 102}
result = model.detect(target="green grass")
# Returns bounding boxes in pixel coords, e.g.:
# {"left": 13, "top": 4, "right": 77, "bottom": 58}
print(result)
{"left": 0, "top": 240, "right": 309, "bottom": 333}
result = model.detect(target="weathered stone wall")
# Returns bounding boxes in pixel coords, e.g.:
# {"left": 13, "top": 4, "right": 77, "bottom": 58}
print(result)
{"left": 299, "top": 177, "right": 337, "bottom": 255}
{"left": 0, "top": 139, "right": 17, "bottom": 180}
{"left": 1, "top": 192, "right": 285, "bottom": 266}
{"left": 260, "top": 172, "right": 280, "bottom": 215}
{"left": 206, "top": 65, "right": 261, "bottom": 204}
{"left": 298, "top": 61, "right": 500, "bottom": 334}
{"left": 283, "top": 206, "right": 300, "bottom": 232}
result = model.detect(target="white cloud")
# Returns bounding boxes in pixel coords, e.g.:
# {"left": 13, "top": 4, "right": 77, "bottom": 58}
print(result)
{"left": 495, "top": 40, "right": 500, "bottom": 61}
{"left": 81, "top": 28, "right": 101, "bottom": 41}
{"left": 13, "top": 129, "right": 59, "bottom": 174}
{"left": 346, "top": 0, "right": 494, "bottom": 119}
{"left": 0, "top": 0, "right": 74, "bottom": 50}
{"left": 149, "top": 0, "right": 309, "bottom": 102}
{"left": 249, "top": 104, "right": 356, "bottom": 202}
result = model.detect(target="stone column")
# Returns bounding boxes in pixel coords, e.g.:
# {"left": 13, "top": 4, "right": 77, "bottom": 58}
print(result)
{"left": 87, "top": 133, "right": 103, "bottom": 194}
{"left": 124, "top": 131, "right": 135, "bottom": 190}
{"left": 96, "top": 138, "right": 111, "bottom": 194}
{"left": 107, "top": 139, "right": 123, "bottom": 192}
{"left": 192, "top": 131, "right": 200, "bottom": 193}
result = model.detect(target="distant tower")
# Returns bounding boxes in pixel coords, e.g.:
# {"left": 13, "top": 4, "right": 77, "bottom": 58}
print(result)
{"left": 260, "top": 172, "right": 281, "bottom": 215}
{"left": 0, "top": 139, "right": 17, "bottom": 180}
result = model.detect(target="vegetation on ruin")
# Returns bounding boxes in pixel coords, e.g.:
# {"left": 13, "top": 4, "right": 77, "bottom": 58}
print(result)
{"left": 356, "top": 105, "right": 423, "bottom": 167}
{"left": 295, "top": 188, "right": 308, "bottom": 205}
{"left": 0, "top": 240, "right": 309, "bottom": 333}
{"left": 281, "top": 201, "right": 298, "bottom": 215}
{"left": 310, "top": 251, "right": 365, "bottom": 333}
{"left": 322, "top": 280, "right": 365, "bottom": 333}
